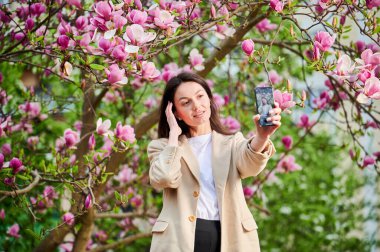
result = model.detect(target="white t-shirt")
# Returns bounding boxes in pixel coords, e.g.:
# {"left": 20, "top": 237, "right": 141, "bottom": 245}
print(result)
{"left": 188, "top": 133, "right": 220, "bottom": 220}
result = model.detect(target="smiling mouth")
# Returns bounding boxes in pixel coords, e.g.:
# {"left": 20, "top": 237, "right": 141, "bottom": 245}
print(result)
{"left": 193, "top": 111, "right": 205, "bottom": 118}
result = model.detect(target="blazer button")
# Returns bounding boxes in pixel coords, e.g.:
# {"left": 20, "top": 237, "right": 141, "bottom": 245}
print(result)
{"left": 193, "top": 191, "right": 199, "bottom": 197}
{"left": 188, "top": 215, "right": 196, "bottom": 222}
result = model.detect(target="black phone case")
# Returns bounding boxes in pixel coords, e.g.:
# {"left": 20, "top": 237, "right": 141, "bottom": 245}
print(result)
{"left": 254, "top": 87, "right": 275, "bottom": 126}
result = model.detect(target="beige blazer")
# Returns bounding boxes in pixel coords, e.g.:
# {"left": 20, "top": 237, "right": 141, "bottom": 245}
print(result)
{"left": 148, "top": 131, "right": 275, "bottom": 252}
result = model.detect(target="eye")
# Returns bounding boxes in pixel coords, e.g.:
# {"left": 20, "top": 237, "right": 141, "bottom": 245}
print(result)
{"left": 182, "top": 100, "right": 190, "bottom": 106}
{"left": 198, "top": 94, "right": 204, "bottom": 98}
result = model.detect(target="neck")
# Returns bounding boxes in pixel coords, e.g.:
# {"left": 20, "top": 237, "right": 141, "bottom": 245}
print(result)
{"left": 189, "top": 124, "right": 212, "bottom": 137}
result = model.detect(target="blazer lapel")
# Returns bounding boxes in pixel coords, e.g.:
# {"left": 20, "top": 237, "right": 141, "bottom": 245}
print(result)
{"left": 179, "top": 135, "right": 201, "bottom": 184}
{"left": 212, "top": 131, "right": 232, "bottom": 218}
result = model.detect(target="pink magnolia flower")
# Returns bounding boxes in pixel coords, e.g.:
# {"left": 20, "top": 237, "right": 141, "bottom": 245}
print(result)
{"left": 144, "top": 97, "right": 157, "bottom": 109}
{"left": 76, "top": 16, "right": 88, "bottom": 30}
{"left": 60, "top": 243, "right": 73, "bottom": 252}
{"left": 221, "top": 116, "right": 241, "bottom": 133}
{"left": 154, "top": 9, "right": 175, "bottom": 29}
{"left": 357, "top": 77, "right": 380, "bottom": 103}
{"left": 358, "top": 49, "right": 380, "bottom": 70}
{"left": 74, "top": 121, "right": 82, "bottom": 132}
{"left": 297, "top": 114, "right": 314, "bottom": 129}
{"left": 215, "top": 24, "right": 236, "bottom": 39}
{"left": 218, "top": 5, "right": 229, "bottom": 20}
{"left": 58, "top": 21, "right": 72, "bottom": 35}
{"left": 7, "top": 224, "right": 20, "bottom": 238}
{"left": 30, "top": 3, "right": 46, "bottom": 17}
{"left": 25, "top": 18, "right": 34, "bottom": 31}
{"left": 356, "top": 40, "right": 366, "bottom": 53}
{"left": 85, "top": 194, "right": 92, "bottom": 209}
{"left": 256, "top": 18, "right": 277, "bottom": 33}
{"left": 2, "top": 143, "right": 11, "bottom": 156}
{"left": 273, "top": 90, "right": 296, "bottom": 111}
{"left": 9, "top": 158, "right": 24, "bottom": 174}
{"left": 115, "top": 165, "right": 137, "bottom": 183}
{"left": 43, "top": 186, "right": 58, "bottom": 200}
{"left": 67, "top": 0, "right": 82, "bottom": 9}
{"left": 210, "top": 4, "right": 216, "bottom": 18}
{"left": 27, "top": 136, "right": 39, "bottom": 148}
{"left": 281, "top": 136, "right": 293, "bottom": 150}
{"left": 94, "top": 1, "right": 113, "bottom": 21}
{"left": 57, "top": 35, "right": 70, "bottom": 50}
{"left": 64, "top": 129, "right": 80, "bottom": 148}
{"left": 363, "top": 156, "right": 375, "bottom": 168}
{"left": 365, "top": 120, "right": 379, "bottom": 129}
{"left": 4, "top": 177, "right": 15, "bottom": 186}
{"left": 366, "top": 0, "right": 380, "bottom": 9}
{"left": 243, "top": 186, "right": 255, "bottom": 198}
{"left": 189, "top": 49, "right": 205, "bottom": 71}
{"left": 115, "top": 122, "right": 136, "bottom": 143}
{"left": 113, "top": 14, "right": 128, "bottom": 30}
{"left": 130, "top": 195, "right": 143, "bottom": 207}
{"left": 268, "top": 70, "right": 282, "bottom": 84}
{"left": 98, "top": 38, "right": 114, "bottom": 54}
{"left": 127, "top": 10, "right": 148, "bottom": 25}
{"left": 105, "top": 64, "right": 128, "bottom": 85}
{"left": 62, "top": 212, "right": 75, "bottom": 226}
{"left": 124, "top": 24, "right": 156, "bottom": 46}
{"left": 358, "top": 69, "right": 373, "bottom": 83}
{"left": 19, "top": 102, "right": 41, "bottom": 118}
{"left": 335, "top": 54, "right": 354, "bottom": 78}
{"left": 0, "top": 209, "right": 4, "bottom": 220}
{"left": 162, "top": 63, "right": 181, "bottom": 82}
{"left": 318, "top": 0, "right": 331, "bottom": 9}
{"left": 213, "top": 94, "right": 225, "bottom": 108}
{"left": 95, "top": 230, "right": 108, "bottom": 242}
{"left": 111, "top": 45, "right": 127, "bottom": 62}
{"left": 96, "top": 118, "right": 111, "bottom": 135}
{"left": 314, "top": 31, "right": 335, "bottom": 52}
{"left": 270, "top": 0, "right": 284, "bottom": 12}
{"left": 241, "top": 39, "right": 254, "bottom": 56}
{"left": 101, "top": 135, "right": 114, "bottom": 156}
{"left": 0, "top": 153, "right": 4, "bottom": 169}
{"left": 276, "top": 155, "right": 302, "bottom": 173}
{"left": 141, "top": 61, "right": 160, "bottom": 80}
{"left": 88, "top": 134, "right": 95, "bottom": 150}
{"left": 313, "top": 90, "right": 331, "bottom": 109}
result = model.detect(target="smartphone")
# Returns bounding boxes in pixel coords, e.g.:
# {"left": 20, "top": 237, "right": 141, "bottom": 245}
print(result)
{"left": 254, "top": 87, "right": 275, "bottom": 126}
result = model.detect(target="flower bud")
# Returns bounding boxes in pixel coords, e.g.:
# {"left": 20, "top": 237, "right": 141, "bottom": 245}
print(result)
{"left": 85, "top": 194, "right": 92, "bottom": 209}
{"left": 62, "top": 212, "right": 75, "bottom": 226}
{"left": 241, "top": 39, "right": 255, "bottom": 56}
{"left": 287, "top": 79, "right": 292, "bottom": 92}
{"left": 301, "top": 90, "right": 307, "bottom": 101}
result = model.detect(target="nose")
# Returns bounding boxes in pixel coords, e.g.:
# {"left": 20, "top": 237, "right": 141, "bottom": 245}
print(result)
{"left": 192, "top": 100, "right": 201, "bottom": 110}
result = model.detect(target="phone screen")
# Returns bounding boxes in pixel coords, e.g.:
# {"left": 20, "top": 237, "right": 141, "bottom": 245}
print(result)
{"left": 255, "top": 87, "right": 275, "bottom": 126}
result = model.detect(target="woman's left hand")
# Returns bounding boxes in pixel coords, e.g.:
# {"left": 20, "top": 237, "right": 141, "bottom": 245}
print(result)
{"left": 253, "top": 102, "right": 282, "bottom": 139}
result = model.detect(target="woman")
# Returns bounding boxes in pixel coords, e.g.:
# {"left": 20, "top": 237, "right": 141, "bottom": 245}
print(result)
{"left": 147, "top": 72, "right": 281, "bottom": 252}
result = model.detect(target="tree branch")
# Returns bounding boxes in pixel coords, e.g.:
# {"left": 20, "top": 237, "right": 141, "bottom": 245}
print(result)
{"left": 0, "top": 170, "right": 40, "bottom": 196}
{"left": 88, "top": 232, "right": 152, "bottom": 252}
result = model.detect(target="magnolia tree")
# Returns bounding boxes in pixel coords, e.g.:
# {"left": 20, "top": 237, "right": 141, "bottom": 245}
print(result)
{"left": 0, "top": 0, "right": 379, "bottom": 251}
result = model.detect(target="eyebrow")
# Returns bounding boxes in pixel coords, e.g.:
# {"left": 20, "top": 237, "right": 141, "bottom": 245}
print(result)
{"left": 178, "top": 89, "right": 205, "bottom": 101}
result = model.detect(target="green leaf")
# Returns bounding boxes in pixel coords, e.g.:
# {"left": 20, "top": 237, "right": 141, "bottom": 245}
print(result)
{"left": 90, "top": 64, "right": 105, "bottom": 70}
{"left": 16, "top": 174, "right": 30, "bottom": 181}
{"left": 25, "top": 229, "right": 41, "bottom": 241}
{"left": 115, "top": 191, "right": 121, "bottom": 201}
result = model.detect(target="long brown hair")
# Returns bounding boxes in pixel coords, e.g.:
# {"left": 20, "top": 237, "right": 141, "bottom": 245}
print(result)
{"left": 158, "top": 72, "right": 232, "bottom": 138}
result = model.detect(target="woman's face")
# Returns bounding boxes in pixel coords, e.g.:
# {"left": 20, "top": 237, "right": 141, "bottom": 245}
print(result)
{"left": 173, "top": 81, "right": 211, "bottom": 128}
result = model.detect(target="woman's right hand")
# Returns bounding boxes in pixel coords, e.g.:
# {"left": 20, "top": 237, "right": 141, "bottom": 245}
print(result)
{"left": 166, "top": 102, "right": 182, "bottom": 137}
